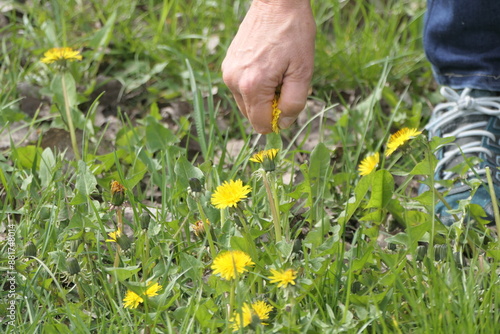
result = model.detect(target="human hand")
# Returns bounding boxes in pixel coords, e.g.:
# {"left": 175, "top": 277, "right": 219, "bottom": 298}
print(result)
{"left": 222, "top": 0, "right": 316, "bottom": 134}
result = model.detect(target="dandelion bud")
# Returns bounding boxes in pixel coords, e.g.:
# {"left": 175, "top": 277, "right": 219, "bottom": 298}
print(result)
{"left": 140, "top": 212, "right": 151, "bottom": 230}
{"left": 192, "top": 219, "right": 210, "bottom": 238}
{"left": 67, "top": 257, "right": 81, "bottom": 275}
{"left": 189, "top": 177, "right": 203, "bottom": 193}
{"left": 261, "top": 157, "right": 276, "bottom": 172}
{"left": 249, "top": 149, "right": 279, "bottom": 172}
{"left": 110, "top": 181, "right": 126, "bottom": 206}
{"left": 434, "top": 244, "right": 447, "bottom": 261}
{"left": 416, "top": 245, "right": 427, "bottom": 261}
{"left": 24, "top": 241, "right": 37, "bottom": 258}
{"left": 116, "top": 234, "right": 132, "bottom": 251}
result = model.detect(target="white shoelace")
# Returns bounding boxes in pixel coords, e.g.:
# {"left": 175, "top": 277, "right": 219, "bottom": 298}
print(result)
{"left": 425, "top": 87, "right": 500, "bottom": 181}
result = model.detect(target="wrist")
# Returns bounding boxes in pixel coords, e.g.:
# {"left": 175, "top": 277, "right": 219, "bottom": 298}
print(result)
{"left": 253, "top": 0, "right": 312, "bottom": 11}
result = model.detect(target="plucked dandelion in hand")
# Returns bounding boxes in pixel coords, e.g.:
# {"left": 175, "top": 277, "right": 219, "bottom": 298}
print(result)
{"left": 385, "top": 127, "right": 422, "bottom": 157}
{"left": 358, "top": 152, "right": 380, "bottom": 176}
{"left": 41, "top": 47, "right": 82, "bottom": 64}
{"left": 230, "top": 301, "right": 274, "bottom": 331}
{"left": 211, "top": 250, "right": 254, "bottom": 280}
{"left": 268, "top": 268, "right": 298, "bottom": 288}
{"left": 210, "top": 179, "right": 251, "bottom": 209}
{"left": 271, "top": 97, "right": 282, "bottom": 133}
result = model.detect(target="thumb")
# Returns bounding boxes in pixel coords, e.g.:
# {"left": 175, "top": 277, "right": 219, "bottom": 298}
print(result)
{"left": 277, "top": 79, "right": 309, "bottom": 129}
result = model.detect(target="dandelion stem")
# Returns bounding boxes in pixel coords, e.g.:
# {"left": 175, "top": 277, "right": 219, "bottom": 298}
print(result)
{"left": 262, "top": 170, "right": 282, "bottom": 242}
{"left": 76, "top": 276, "right": 85, "bottom": 302}
{"left": 235, "top": 206, "right": 258, "bottom": 260}
{"left": 196, "top": 200, "right": 217, "bottom": 259}
{"left": 485, "top": 167, "right": 500, "bottom": 241}
{"left": 220, "top": 208, "right": 226, "bottom": 229}
{"left": 61, "top": 74, "right": 81, "bottom": 160}
{"left": 142, "top": 231, "right": 150, "bottom": 278}
{"left": 113, "top": 207, "right": 123, "bottom": 269}
{"left": 229, "top": 277, "right": 236, "bottom": 317}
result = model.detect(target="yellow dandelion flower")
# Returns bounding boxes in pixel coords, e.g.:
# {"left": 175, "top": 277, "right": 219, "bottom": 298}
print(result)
{"left": 271, "top": 97, "right": 281, "bottom": 133}
{"left": 358, "top": 152, "right": 380, "bottom": 176}
{"left": 106, "top": 229, "right": 122, "bottom": 243}
{"left": 385, "top": 127, "right": 422, "bottom": 157}
{"left": 210, "top": 179, "right": 251, "bottom": 209}
{"left": 122, "top": 282, "right": 162, "bottom": 309}
{"left": 249, "top": 148, "right": 279, "bottom": 163}
{"left": 211, "top": 250, "right": 254, "bottom": 280}
{"left": 250, "top": 148, "right": 279, "bottom": 172}
{"left": 230, "top": 301, "right": 273, "bottom": 331}
{"left": 144, "top": 282, "right": 162, "bottom": 297}
{"left": 123, "top": 290, "right": 143, "bottom": 309}
{"left": 268, "top": 268, "right": 298, "bottom": 288}
{"left": 41, "top": 47, "right": 82, "bottom": 64}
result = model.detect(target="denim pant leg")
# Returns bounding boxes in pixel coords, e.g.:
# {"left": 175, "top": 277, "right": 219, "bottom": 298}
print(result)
{"left": 424, "top": 0, "right": 500, "bottom": 91}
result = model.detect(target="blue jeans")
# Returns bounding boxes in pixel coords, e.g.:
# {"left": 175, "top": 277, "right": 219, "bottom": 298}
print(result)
{"left": 424, "top": 0, "right": 500, "bottom": 91}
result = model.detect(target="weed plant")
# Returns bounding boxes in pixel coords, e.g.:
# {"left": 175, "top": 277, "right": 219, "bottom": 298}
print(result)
{"left": 1, "top": 0, "right": 500, "bottom": 333}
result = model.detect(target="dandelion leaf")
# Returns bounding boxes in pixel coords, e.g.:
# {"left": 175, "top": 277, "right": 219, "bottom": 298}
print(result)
{"left": 366, "top": 170, "right": 394, "bottom": 209}
{"left": 145, "top": 115, "right": 178, "bottom": 152}
{"left": 174, "top": 156, "right": 204, "bottom": 190}
{"left": 309, "top": 143, "right": 331, "bottom": 198}
{"left": 39, "top": 148, "right": 56, "bottom": 188}
{"left": 104, "top": 265, "right": 141, "bottom": 281}
{"left": 409, "top": 155, "right": 438, "bottom": 176}
{"left": 70, "top": 160, "right": 97, "bottom": 205}
{"left": 338, "top": 172, "right": 372, "bottom": 226}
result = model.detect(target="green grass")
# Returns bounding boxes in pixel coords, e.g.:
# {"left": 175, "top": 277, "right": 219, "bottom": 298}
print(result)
{"left": 1, "top": 0, "right": 500, "bottom": 333}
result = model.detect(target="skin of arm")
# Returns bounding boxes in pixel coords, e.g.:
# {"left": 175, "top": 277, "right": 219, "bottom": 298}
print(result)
{"left": 222, "top": 0, "right": 316, "bottom": 134}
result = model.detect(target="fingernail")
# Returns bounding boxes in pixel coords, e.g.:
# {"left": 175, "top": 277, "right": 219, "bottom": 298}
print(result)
{"left": 279, "top": 116, "right": 295, "bottom": 129}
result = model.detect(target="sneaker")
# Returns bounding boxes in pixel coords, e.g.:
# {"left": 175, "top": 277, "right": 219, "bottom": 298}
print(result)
{"left": 424, "top": 87, "right": 500, "bottom": 226}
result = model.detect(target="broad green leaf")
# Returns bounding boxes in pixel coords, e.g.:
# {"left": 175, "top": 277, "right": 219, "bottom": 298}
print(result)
{"left": 265, "top": 132, "right": 283, "bottom": 151}
{"left": 174, "top": 156, "right": 204, "bottom": 190}
{"left": 14, "top": 145, "right": 41, "bottom": 169}
{"left": 309, "top": 143, "right": 330, "bottom": 198}
{"left": 351, "top": 246, "right": 374, "bottom": 272}
{"left": 413, "top": 190, "right": 437, "bottom": 206}
{"left": 367, "top": 170, "right": 394, "bottom": 209}
{"left": 385, "top": 233, "right": 409, "bottom": 246}
{"left": 409, "top": 155, "right": 438, "bottom": 176}
{"left": 288, "top": 163, "right": 313, "bottom": 208}
{"left": 276, "top": 240, "right": 294, "bottom": 259}
{"left": 359, "top": 209, "right": 383, "bottom": 223}
{"left": 179, "top": 253, "right": 203, "bottom": 282}
{"left": 48, "top": 250, "right": 67, "bottom": 269}
{"left": 39, "top": 147, "right": 56, "bottom": 188}
{"left": 104, "top": 265, "right": 141, "bottom": 281}
{"left": 338, "top": 172, "right": 372, "bottom": 226}
{"left": 70, "top": 160, "right": 97, "bottom": 205}
{"left": 145, "top": 115, "right": 178, "bottom": 152}
{"left": 429, "top": 135, "right": 455, "bottom": 152}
